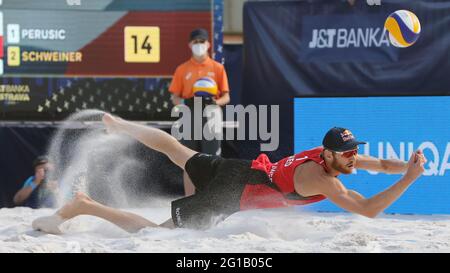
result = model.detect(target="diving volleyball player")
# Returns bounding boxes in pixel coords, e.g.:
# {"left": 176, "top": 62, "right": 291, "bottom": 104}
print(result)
{"left": 32, "top": 113, "right": 426, "bottom": 234}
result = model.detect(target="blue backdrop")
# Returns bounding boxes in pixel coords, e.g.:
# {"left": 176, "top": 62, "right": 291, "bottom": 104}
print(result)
{"left": 294, "top": 96, "right": 450, "bottom": 215}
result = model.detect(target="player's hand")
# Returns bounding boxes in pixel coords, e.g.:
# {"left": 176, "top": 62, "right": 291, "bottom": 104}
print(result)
{"left": 404, "top": 150, "right": 426, "bottom": 181}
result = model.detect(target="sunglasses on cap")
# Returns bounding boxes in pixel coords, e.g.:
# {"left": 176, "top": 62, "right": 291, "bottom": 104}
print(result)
{"left": 332, "top": 148, "right": 358, "bottom": 158}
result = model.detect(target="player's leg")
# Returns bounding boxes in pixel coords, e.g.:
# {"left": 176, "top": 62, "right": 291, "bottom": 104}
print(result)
{"left": 33, "top": 192, "right": 175, "bottom": 234}
{"left": 180, "top": 139, "right": 200, "bottom": 196}
{"left": 183, "top": 172, "right": 196, "bottom": 196}
{"left": 102, "top": 113, "right": 196, "bottom": 170}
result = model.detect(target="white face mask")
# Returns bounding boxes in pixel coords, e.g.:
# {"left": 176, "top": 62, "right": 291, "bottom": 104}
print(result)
{"left": 192, "top": 43, "right": 208, "bottom": 57}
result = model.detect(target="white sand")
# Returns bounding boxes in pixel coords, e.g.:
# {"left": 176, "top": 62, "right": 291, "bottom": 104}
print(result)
{"left": 1, "top": 205, "right": 450, "bottom": 253}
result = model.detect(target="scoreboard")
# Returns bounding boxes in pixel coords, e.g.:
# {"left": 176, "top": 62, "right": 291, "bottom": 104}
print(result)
{"left": 0, "top": 0, "right": 222, "bottom": 120}
{"left": 0, "top": 0, "right": 213, "bottom": 76}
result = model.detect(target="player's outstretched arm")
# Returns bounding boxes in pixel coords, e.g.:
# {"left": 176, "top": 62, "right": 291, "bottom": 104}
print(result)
{"left": 355, "top": 154, "right": 410, "bottom": 174}
{"left": 319, "top": 151, "right": 426, "bottom": 218}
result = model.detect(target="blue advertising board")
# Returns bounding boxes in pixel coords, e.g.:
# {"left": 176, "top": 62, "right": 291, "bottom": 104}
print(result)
{"left": 294, "top": 96, "right": 450, "bottom": 215}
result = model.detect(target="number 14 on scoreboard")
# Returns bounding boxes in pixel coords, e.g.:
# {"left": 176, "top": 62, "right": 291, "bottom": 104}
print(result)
{"left": 124, "top": 26, "right": 160, "bottom": 63}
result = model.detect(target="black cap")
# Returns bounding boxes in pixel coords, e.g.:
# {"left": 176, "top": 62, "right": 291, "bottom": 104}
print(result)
{"left": 189, "top": 28, "right": 209, "bottom": 41}
{"left": 322, "top": 127, "right": 366, "bottom": 152}
{"left": 32, "top": 155, "right": 49, "bottom": 169}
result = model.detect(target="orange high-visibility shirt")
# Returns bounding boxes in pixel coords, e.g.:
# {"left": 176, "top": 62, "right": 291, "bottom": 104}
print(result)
{"left": 169, "top": 57, "right": 230, "bottom": 99}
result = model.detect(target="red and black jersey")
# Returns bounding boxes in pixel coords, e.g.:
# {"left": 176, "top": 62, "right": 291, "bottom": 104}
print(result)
{"left": 240, "top": 147, "right": 327, "bottom": 210}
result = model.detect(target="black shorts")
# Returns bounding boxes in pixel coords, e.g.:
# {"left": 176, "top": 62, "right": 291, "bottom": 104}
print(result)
{"left": 171, "top": 153, "right": 265, "bottom": 229}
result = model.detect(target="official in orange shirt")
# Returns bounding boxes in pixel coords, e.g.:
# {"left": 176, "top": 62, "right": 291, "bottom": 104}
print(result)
{"left": 169, "top": 28, "right": 230, "bottom": 106}
{"left": 169, "top": 28, "right": 231, "bottom": 196}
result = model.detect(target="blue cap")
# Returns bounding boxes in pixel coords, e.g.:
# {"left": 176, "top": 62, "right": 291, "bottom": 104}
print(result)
{"left": 322, "top": 127, "right": 366, "bottom": 152}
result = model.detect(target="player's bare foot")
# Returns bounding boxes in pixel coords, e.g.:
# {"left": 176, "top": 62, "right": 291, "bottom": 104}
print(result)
{"left": 102, "top": 113, "right": 123, "bottom": 134}
{"left": 56, "top": 192, "right": 92, "bottom": 220}
{"left": 32, "top": 214, "right": 65, "bottom": 234}
{"left": 32, "top": 192, "right": 95, "bottom": 234}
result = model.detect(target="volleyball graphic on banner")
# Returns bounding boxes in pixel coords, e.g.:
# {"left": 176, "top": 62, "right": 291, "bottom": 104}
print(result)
{"left": 384, "top": 10, "right": 421, "bottom": 48}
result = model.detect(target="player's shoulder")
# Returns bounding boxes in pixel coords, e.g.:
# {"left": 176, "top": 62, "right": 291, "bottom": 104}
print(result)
{"left": 296, "top": 160, "right": 325, "bottom": 181}
{"left": 311, "top": 172, "right": 344, "bottom": 197}
{"left": 305, "top": 163, "right": 340, "bottom": 185}
{"left": 295, "top": 162, "right": 338, "bottom": 196}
